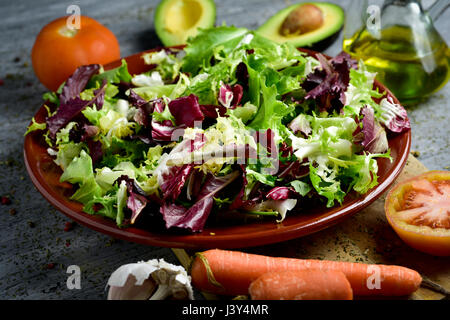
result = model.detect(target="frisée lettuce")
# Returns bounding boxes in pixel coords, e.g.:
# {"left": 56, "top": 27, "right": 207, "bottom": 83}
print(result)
{"left": 26, "top": 26, "right": 410, "bottom": 233}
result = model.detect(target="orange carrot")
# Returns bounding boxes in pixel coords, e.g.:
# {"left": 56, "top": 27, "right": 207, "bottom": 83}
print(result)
{"left": 249, "top": 270, "right": 353, "bottom": 300}
{"left": 191, "top": 249, "right": 422, "bottom": 296}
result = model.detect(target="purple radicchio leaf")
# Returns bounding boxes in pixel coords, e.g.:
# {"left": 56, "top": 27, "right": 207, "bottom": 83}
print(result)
{"left": 60, "top": 64, "right": 101, "bottom": 104}
{"left": 151, "top": 95, "right": 205, "bottom": 141}
{"left": 277, "top": 143, "right": 310, "bottom": 180}
{"left": 236, "top": 62, "right": 249, "bottom": 90}
{"left": 186, "top": 169, "right": 204, "bottom": 201}
{"left": 159, "top": 133, "right": 206, "bottom": 200}
{"left": 218, "top": 83, "right": 244, "bottom": 109}
{"left": 229, "top": 166, "right": 263, "bottom": 210}
{"left": 199, "top": 104, "right": 228, "bottom": 119}
{"left": 46, "top": 81, "right": 106, "bottom": 139}
{"left": 151, "top": 121, "right": 181, "bottom": 141}
{"left": 86, "top": 139, "right": 103, "bottom": 164}
{"left": 115, "top": 175, "right": 150, "bottom": 225}
{"left": 266, "top": 186, "right": 296, "bottom": 201}
{"left": 168, "top": 94, "right": 204, "bottom": 127}
{"left": 302, "top": 52, "right": 357, "bottom": 111}
{"left": 160, "top": 164, "right": 194, "bottom": 202}
{"left": 231, "top": 84, "right": 243, "bottom": 108}
{"left": 129, "top": 89, "right": 155, "bottom": 127}
{"left": 82, "top": 124, "right": 99, "bottom": 139}
{"left": 160, "top": 171, "right": 240, "bottom": 232}
{"left": 360, "top": 106, "right": 389, "bottom": 153}
{"left": 379, "top": 96, "right": 411, "bottom": 133}
{"left": 150, "top": 99, "right": 179, "bottom": 141}
{"left": 127, "top": 192, "right": 148, "bottom": 224}
{"left": 91, "top": 80, "right": 107, "bottom": 109}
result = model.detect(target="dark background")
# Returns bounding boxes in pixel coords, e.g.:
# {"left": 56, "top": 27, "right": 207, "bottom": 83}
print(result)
{"left": 0, "top": 0, "right": 449, "bottom": 299}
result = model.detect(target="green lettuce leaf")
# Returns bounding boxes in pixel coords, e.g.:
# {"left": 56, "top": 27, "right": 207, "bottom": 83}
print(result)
{"left": 88, "top": 59, "right": 132, "bottom": 87}
{"left": 83, "top": 192, "right": 118, "bottom": 220}
{"left": 60, "top": 150, "right": 94, "bottom": 184}
{"left": 116, "top": 180, "right": 128, "bottom": 226}
{"left": 142, "top": 50, "right": 182, "bottom": 82}
{"left": 70, "top": 177, "right": 103, "bottom": 204}
{"left": 182, "top": 26, "right": 249, "bottom": 74}
{"left": 248, "top": 76, "right": 294, "bottom": 137}
{"left": 344, "top": 61, "right": 385, "bottom": 116}
{"left": 52, "top": 142, "right": 84, "bottom": 170}
{"left": 25, "top": 117, "right": 46, "bottom": 136}
{"left": 100, "top": 136, "right": 148, "bottom": 168}
{"left": 289, "top": 180, "right": 312, "bottom": 196}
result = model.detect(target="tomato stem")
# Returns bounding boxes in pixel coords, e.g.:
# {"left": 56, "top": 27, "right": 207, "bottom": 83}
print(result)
{"left": 58, "top": 26, "right": 78, "bottom": 38}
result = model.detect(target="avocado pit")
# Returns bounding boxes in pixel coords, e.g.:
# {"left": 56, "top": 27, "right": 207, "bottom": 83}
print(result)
{"left": 280, "top": 4, "right": 324, "bottom": 36}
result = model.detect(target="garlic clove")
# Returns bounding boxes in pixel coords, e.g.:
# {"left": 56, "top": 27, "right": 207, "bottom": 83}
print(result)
{"left": 108, "top": 275, "right": 156, "bottom": 300}
{"left": 106, "top": 259, "right": 194, "bottom": 300}
{"left": 107, "top": 262, "right": 159, "bottom": 300}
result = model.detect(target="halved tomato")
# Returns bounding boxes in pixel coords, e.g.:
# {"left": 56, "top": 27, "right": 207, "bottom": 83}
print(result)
{"left": 385, "top": 171, "right": 450, "bottom": 256}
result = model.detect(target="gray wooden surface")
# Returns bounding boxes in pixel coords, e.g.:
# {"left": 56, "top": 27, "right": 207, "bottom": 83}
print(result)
{"left": 0, "top": 0, "right": 449, "bottom": 299}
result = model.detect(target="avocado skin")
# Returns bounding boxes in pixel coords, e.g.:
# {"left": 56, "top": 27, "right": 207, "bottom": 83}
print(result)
{"left": 154, "top": 0, "right": 216, "bottom": 47}
{"left": 256, "top": 2, "right": 344, "bottom": 51}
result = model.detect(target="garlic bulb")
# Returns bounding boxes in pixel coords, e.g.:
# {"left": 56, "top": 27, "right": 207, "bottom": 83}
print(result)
{"left": 107, "top": 259, "right": 194, "bottom": 300}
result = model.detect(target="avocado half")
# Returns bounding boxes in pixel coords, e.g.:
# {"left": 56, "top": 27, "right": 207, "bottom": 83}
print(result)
{"left": 256, "top": 2, "right": 344, "bottom": 50}
{"left": 154, "top": 0, "right": 216, "bottom": 47}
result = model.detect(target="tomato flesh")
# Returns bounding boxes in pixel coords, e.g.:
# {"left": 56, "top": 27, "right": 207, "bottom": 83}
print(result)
{"left": 385, "top": 171, "right": 450, "bottom": 256}
{"left": 399, "top": 179, "right": 450, "bottom": 229}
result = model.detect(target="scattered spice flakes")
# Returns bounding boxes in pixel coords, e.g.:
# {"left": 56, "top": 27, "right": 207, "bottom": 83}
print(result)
{"left": 4, "top": 158, "right": 18, "bottom": 167}
{"left": 46, "top": 263, "right": 55, "bottom": 270}
{"left": 9, "top": 208, "right": 16, "bottom": 216}
{"left": 65, "top": 240, "right": 71, "bottom": 247}
{"left": 13, "top": 57, "right": 20, "bottom": 63}
{"left": 1, "top": 196, "right": 11, "bottom": 205}
{"left": 105, "top": 237, "right": 117, "bottom": 247}
{"left": 27, "top": 221, "right": 35, "bottom": 228}
{"left": 64, "top": 221, "right": 74, "bottom": 232}
{"left": 411, "top": 150, "right": 421, "bottom": 157}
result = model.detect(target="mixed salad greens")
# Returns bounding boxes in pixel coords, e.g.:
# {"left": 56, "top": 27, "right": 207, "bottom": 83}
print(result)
{"left": 26, "top": 26, "right": 410, "bottom": 233}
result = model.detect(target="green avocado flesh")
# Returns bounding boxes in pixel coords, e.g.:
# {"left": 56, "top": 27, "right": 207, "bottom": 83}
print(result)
{"left": 154, "top": 0, "right": 216, "bottom": 47}
{"left": 256, "top": 2, "right": 344, "bottom": 48}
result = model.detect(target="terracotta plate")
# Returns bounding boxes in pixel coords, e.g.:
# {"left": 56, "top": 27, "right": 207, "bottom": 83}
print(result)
{"left": 24, "top": 48, "right": 411, "bottom": 249}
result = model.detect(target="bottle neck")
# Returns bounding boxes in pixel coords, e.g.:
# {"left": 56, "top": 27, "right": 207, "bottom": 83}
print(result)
{"left": 382, "top": 0, "right": 420, "bottom": 10}
{"left": 384, "top": 0, "right": 419, "bottom": 4}
{"left": 426, "top": 0, "right": 450, "bottom": 21}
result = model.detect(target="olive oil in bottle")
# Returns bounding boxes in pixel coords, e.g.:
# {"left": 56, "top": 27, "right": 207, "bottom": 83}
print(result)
{"left": 343, "top": 25, "right": 449, "bottom": 105}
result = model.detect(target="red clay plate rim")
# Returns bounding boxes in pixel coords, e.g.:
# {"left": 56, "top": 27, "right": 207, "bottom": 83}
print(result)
{"left": 23, "top": 48, "right": 411, "bottom": 249}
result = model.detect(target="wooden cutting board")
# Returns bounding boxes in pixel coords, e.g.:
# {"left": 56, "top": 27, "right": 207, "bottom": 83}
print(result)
{"left": 172, "top": 154, "right": 450, "bottom": 300}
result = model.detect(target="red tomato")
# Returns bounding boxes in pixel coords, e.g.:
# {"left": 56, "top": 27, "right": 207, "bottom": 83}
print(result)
{"left": 31, "top": 15, "right": 120, "bottom": 91}
{"left": 385, "top": 171, "right": 450, "bottom": 256}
